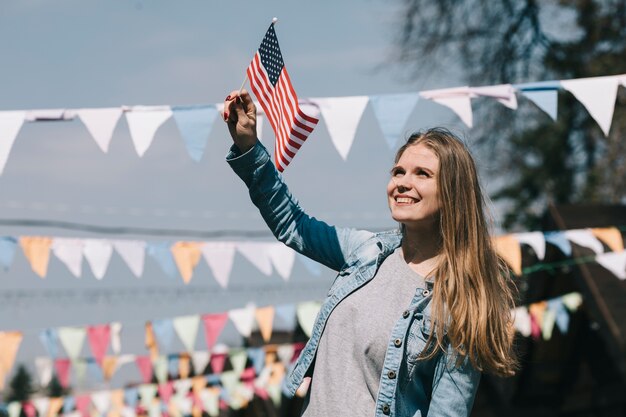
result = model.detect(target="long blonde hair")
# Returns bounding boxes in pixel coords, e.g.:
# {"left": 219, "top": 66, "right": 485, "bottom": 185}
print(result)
{"left": 395, "top": 128, "right": 517, "bottom": 376}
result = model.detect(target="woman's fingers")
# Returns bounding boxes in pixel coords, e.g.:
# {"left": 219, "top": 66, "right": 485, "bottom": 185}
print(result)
{"left": 222, "top": 89, "right": 240, "bottom": 122}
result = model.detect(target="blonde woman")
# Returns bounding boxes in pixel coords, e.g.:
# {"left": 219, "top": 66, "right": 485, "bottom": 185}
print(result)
{"left": 223, "top": 90, "right": 517, "bottom": 417}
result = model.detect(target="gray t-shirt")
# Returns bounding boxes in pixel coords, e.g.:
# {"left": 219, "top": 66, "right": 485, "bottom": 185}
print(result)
{"left": 301, "top": 247, "right": 425, "bottom": 417}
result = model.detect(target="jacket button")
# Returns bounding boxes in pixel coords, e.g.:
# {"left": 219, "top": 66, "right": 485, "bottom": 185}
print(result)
{"left": 402, "top": 310, "right": 410, "bottom": 319}
{"left": 387, "top": 370, "right": 396, "bottom": 379}
{"left": 382, "top": 404, "right": 390, "bottom": 415}
{"left": 394, "top": 338, "right": 402, "bottom": 347}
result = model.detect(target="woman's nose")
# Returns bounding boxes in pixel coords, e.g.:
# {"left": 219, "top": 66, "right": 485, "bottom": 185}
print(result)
{"left": 392, "top": 176, "right": 411, "bottom": 191}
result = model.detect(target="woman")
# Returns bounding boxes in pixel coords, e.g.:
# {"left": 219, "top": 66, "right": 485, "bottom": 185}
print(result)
{"left": 223, "top": 90, "right": 517, "bottom": 417}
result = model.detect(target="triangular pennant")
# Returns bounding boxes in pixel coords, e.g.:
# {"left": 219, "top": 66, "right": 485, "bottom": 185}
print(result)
{"left": 62, "top": 396, "right": 75, "bottom": 414}
{"left": 87, "top": 325, "right": 111, "bottom": 366}
{"left": 102, "top": 356, "right": 118, "bottom": 381}
{"left": 172, "top": 105, "right": 218, "bottom": 162}
{"left": 83, "top": 239, "right": 113, "bottom": 280}
{"left": 91, "top": 391, "right": 111, "bottom": 415}
{"left": 39, "top": 328, "right": 60, "bottom": 358}
{"left": 47, "top": 397, "right": 63, "bottom": 417}
{"left": 255, "top": 306, "right": 275, "bottom": 343}
{"left": 199, "top": 388, "right": 219, "bottom": 417}
{"left": 596, "top": 250, "right": 626, "bottom": 280}
{"left": 266, "top": 243, "right": 295, "bottom": 281}
{"left": 209, "top": 352, "right": 227, "bottom": 375}
{"left": 35, "top": 357, "right": 53, "bottom": 387}
{"left": 110, "top": 322, "right": 123, "bottom": 355}
{"left": 561, "top": 75, "right": 619, "bottom": 136}
{"left": 228, "top": 304, "right": 256, "bottom": 338}
{"left": 591, "top": 227, "right": 624, "bottom": 253}
{"left": 201, "top": 313, "right": 229, "bottom": 350}
{"left": 201, "top": 242, "right": 236, "bottom": 289}
{"left": 276, "top": 344, "right": 295, "bottom": 367}
{"left": 54, "top": 358, "right": 71, "bottom": 389}
{"left": 0, "top": 111, "right": 25, "bottom": 175}
{"left": 513, "top": 307, "right": 531, "bottom": 337}
{"left": 138, "top": 384, "right": 158, "bottom": 409}
{"left": 19, "top": 236, "right": 53, "bottom": 278}
{"left": 420, "top": 87, "right": 473, "bottom": 127}
{"left": 113, "top": 240, "right": 146, "bottom": 277}
{"left": 146, "top": 242, "right": 178, "bottom": 279}
{"left": 228, "top": 349, "right": 248, "bottom": 376}
{"left": 552, "top": 299, "right": 570, "bottom": 334}
{"left": 135, "top": 356, "right": 153, "bottom": 384}
{"left": 158, "top": 381, "right": 174, "bottom": 406}
{"left": 236, "top": 242, "right": 272, "bottom": 276}
{"left": 125, "top": 107, "right": 173, "bottom": 157}
{"left": 169, "top": 354, "right": 180, "bottom": 379}
{"left": 256, "top": 114, "right": 265, "bottom": 142}
{"left": 191, "top": 351, "right": 210, "bottom": 375}
{"left": 544, "top": 231, "right": 572, "bottom": 256}
{"left": 297, "top": 254, "right": 321, "bottom": 276}
{"left": 33, "top": 398, "right": 50, "bottom": 417}
{"left": 246, "top": 347, "right": 265, "bottom": 375}
{"left": 22, "top": 403, "right": 35, "bottom": 417}
{"left": 0, "top": 332, "right": 23, "bottom": 390}
{"left": 296, "top": 302, "right": 321, "bottom": 338}
{"left": 145, "top": 323, "right": 159, "bottom": 361}
{"left": 274, "top": 304, "right": 297, "bottom": 330}
{"left": 173, "top": 378, "right": 192, "bottom": 397}
{"left": 470, "top": 84, "right": 518, "bottom": 109}
{"left": 7, "top": 402, "right": 21, "bottom": 417}
{"left": 173, "top": 315, "right": 201, "bottom": 352}
{"left": 73, "top": 360, "right": 87, "bottom": 386}
{"left": 87, "top": 359, "right": 104, "bottom": 382}
{"left": 369, "top": 93, "right": 420, "bottom": 149}
{"left": 564, "top": 229, "right": 604, "bottom": 254}
{"left": 514, "top": 231, "right": 546, "bottom": 260}
{"left": 153, "top": 355, "right": 168, "bottom": 384}
{"left": 58, "top": 327, "right": 86, "bottom": 360}
{"left": 521, "top": 89, "right": 558, "bottom": 121}
{"left": 123, "top": 387, "right": 139, "bottom": 408}
{"left": 52, "top": 238, "right": 84, "bottom": 277}
{"left": 541, "top": 307, "right": 556, "bottom": 340}
{"left": 74, "top": 395, "right": 91, "bottom": 417}
{"left": 0, "top": 236, "right": 18, "bottom": 270}
{"left": 76, "top": 108, "right": 123, "bottom": 153}
{"left": 152, "top": 319, "right": 176, "bottom": 351}
{"left": 492, "top": 235, "right": 522, "bottom": 275}
{"left": 312, "top": 96, "right": 369, "bottom": 160}
{"left": 171, "top": 242, "right": 202, "bottom": 284}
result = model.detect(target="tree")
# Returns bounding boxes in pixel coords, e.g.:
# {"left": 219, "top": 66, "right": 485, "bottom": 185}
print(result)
{"left": 393, "top": 0, "right": 626, "bottom": 229}
{"left": 5, "top": 365, "right": 34, "bottom": 403}
{"left": 46, "top": 374, "right": 66, "bottom": 398}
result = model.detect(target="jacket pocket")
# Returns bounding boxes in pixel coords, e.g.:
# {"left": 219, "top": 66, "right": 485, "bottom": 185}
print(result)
{"left": 406, "top": 314, "right": 433, "bottom": 364}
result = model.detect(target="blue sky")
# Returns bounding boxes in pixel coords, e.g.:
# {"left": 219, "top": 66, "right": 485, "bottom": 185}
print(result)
{"left": 0, "top": 0, "right": 474, "bottom": 385}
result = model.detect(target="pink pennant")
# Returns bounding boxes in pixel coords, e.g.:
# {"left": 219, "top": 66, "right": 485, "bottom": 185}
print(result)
{"left": 23, "top": 403, "right": 36, "bottom": 417}
{"left": 530, "top": 313, "right": 541, "bottom": 340}
{"left": 87, "top": 325, "right": 111, "bottom": 367}
{"left": 209, "top": 353, "right": 227, "bottom": 374}
{"left": 240, "top": 367, "right": 256, "bottom": 388}
{"left": 219, "top": 399, "right": 228, "bottom": 411}
{"left": 158, "top": 381, "right": 174, "bottom": 405}
{"left": 135, "top": 356, "right": 153, "bottom": 383}
{"left": 75, "top": 395, "right": 92, "bottom": 417}
{"left": 292, "top": 342, "right": 306, "bottom": 363}
{"left": 201, "top": 313, "right": 228, "bottom": 350}
{"left": 54, "top": 358, "right": 71, "bottom": 388}
{"left": 254, "top": 387, "right": 269, "bottom": 401}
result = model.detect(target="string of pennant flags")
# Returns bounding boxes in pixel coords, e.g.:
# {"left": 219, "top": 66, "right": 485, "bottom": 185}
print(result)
{"left": 0, "top": 74, "right": 625, "bottom": 175}
{"left": 1, "top": 225, "right": 624, "bottom": 283}
{"left": 0, "top": 292, "right": 583, "bottom": 416}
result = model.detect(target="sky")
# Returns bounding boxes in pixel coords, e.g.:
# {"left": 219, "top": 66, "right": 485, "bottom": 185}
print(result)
{"left": 0, "top": 0, "right": 478, "bottom": 389}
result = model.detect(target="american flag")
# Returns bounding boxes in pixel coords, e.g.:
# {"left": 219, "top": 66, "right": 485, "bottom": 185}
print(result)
{"left": 247, "top": 23, "right": 319, "bottom": 171}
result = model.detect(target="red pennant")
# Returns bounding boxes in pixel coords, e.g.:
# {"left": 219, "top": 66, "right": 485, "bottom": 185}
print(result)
{"left": 218, "top": 399, "right": 228, "bottom": 410}
{"left": 23, "top": 402, "right": 36, "bottom": 417}
{"left": 254, "top": 387, "right": 269, "bottom": 400}
{"left": 158, "top": 381, "right": 174, "bottom": 405}
{"left": 75, "top": 395, "right": 91, "bottom": 417}
{"left": 292, "top": 342, "right": 306, "bottom": 363}
{"left": 135, "top": 356, "right": 153, "bottom": 383}
{"left": 87, "top": 325, "right": 111, "bottom": 367}
{"left": 201, "top": 313, "right": 228, "bottom": 350}
{"left": 530, "top": 313, "right": 541, "bottom": 340}
{"left": 240, "top": 367, "right": 256, "bottom": 383}
{"left": 209, "top": 353, "right": 227, "bottom": 374}
{"left": 54, "top": 358, "right": 71, "bottom": 388}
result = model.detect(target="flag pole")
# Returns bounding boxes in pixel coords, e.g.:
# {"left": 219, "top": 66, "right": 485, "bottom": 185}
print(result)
{"left": 238, "top": 17, "right": 278, "bottom": 95}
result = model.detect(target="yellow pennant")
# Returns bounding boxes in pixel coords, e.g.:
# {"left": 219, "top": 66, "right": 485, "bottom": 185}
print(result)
{"left": 493, "top": 235, "right": 522, "bottom": 275}
{"left": 0, "top": 332, "right": 23, "bottom": 390}
{"left": 255, "top": 306, "right": 275, "bottom": 343}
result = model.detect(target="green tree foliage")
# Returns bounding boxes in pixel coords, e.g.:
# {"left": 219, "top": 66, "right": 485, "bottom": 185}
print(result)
{"left": 394, "top": 0, "right": 626, "bottom": 229}
{"left": 46, "top": 374, "right": 66, "bottom": 398}
{"left": 5, "top": 365, "right": 34, "bottom": 403}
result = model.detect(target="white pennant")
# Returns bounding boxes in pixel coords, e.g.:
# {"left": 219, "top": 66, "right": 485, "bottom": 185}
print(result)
{"left": 470, "top": 84, "right": 518, "bottom": 109}
{"left": 110, "top": 322, "right": 123, "bottom": 354}
{"left": 121, "top": 406, "right": 137, "bottom": 417}
{"left": 228, "top": 303, "right": 256, "bottom": 338}
{"left": 35, "top": 357, "right": 53, "bottom": 386}
{"left": 52, "top": 238, "right": 84, "bottom": 277}
{"left": 596, "top": 250, "right": 626, "bottom": 280}
{"left": 312, "top": 96, "right": 369, "bottom": 160}
{"left": 561, "top": 75, "right": 619, "bottom": 136}
{"left": 58, "top": 327, "right": 87, "bottom": 360}
{"left": 201, "top": 242, "right": 236, "bottom": 288}
{"left": 77, "top": 108, "right": 123, "bottom": 153}
{"left": 91, "top": 391, "right": 112, "bottom": 414}
{"left": 564, "top": 229, "right": 604, "bottom": 255}
{"left": 172, "top": 315, "right": 200, "bottom": 352}
{"left": 514, "top": 232, "right": 546, "bottom": 260}
{"left": 83, "top": 239, "right": 114, "bottom": 280}
{"left": 276, "top": 344, "right": 295, "bottom": 367}
{"left": 513, "top": 307, "right": 531, "bottom": 337}
{"left": 191, "top": 351, "right": 210, "bottom": 375}
{"left": 33, "top": 398, "right": 50, "bottom": 417}
{"left": 7, "top": 402, "right": 21, "bottom": 417}
{"left": 296, "top": 302, "right": 321, "bottom": 338}
{"left": 256, "top": 114, "right": 264, "bottom": 142}
{"left": 0, "top": 111, "right": 25, "bottom": 175}
{"left": 266, "top": 243, "right": 296, "bottom": 281}
{"left": 236, "top": 242, "right": 273, "bottom": 276}
{"left": 125, "top": 107, "right": 172, "bottom": 157}
{"left": 173, "top": 378, "right": 192, "bottom": 396}
{"left": 113, "top": 240, "right": 146, "bottom": 277}
{"left": 420, "top": 87, "right": 473, "bottom": 127}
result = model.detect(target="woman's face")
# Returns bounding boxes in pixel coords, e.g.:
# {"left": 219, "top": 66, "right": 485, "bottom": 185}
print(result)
{"left": 387, "top": 143, "right": 441, "bottom": 231}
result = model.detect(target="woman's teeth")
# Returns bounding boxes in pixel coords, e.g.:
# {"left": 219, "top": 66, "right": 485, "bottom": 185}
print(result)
{"left": 396, "top": 197, "right": 415, "bottom": 204}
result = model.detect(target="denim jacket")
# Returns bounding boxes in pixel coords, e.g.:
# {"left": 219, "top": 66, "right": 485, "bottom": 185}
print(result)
{"left": 227, "top": 142, "right": 481, "bottom": 417}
